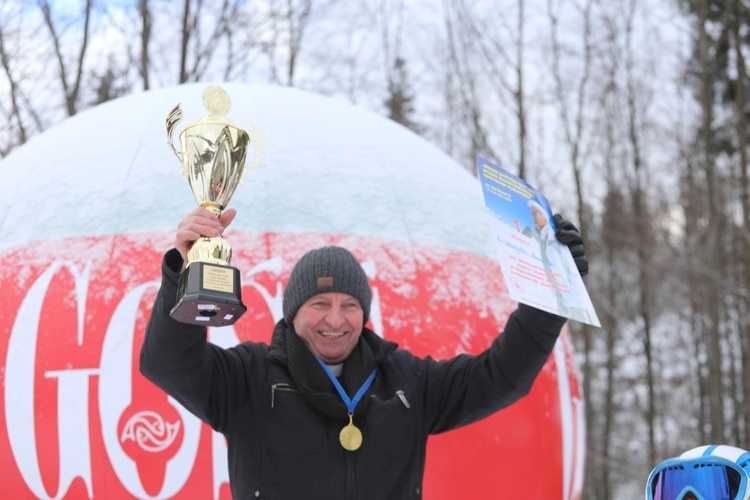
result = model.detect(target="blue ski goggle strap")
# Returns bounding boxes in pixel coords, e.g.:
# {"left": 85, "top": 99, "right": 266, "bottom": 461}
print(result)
{"left": 647, "top": 456, "right": 749, "bottom": 500}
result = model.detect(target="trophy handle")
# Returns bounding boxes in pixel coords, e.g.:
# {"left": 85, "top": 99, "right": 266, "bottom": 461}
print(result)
{"left": 166, "top": 104, "right": 184, "bottom": 163}
{"left": 245, "top": 122, "right": 264, "bottom": 171}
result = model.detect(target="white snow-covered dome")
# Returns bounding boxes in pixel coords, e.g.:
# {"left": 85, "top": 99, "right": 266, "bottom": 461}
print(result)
{"left": 0, "top": 83, "right": 491, "bottom": 256}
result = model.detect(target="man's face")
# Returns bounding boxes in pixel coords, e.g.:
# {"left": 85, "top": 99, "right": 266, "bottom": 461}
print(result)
{"left": 292, "top": 292, "right": 364, "bottom": 364}
{"left": 532, "top": 206, "right": 548, "bottom": 232}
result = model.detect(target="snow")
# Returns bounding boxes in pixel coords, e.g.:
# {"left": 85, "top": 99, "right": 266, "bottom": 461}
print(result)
{"left": 0, "top": 83, "right": 493, "bottom": 258}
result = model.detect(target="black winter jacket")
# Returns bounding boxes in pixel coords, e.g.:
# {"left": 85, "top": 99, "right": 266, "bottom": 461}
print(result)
{"left": 140, "top": 249, "right": 566, "bottom": 499}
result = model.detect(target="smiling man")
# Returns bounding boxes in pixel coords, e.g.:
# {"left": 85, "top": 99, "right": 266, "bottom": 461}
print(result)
{"left": 140, "top": 206, "right": 588, "bottom": 499}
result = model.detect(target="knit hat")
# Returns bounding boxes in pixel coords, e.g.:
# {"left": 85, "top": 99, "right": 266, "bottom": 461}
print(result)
{"left": 283, "top": 246, "right": 372, "bottom": 324}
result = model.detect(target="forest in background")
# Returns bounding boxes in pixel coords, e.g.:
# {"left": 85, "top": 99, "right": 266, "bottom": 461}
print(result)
{"left": 1, "top": 0, "right": 748, "bottom": 498}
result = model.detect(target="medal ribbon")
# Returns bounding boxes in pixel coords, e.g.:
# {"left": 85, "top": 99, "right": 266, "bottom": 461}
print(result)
{"left": 314, "top": 356, "right": 376, "bottom": 416}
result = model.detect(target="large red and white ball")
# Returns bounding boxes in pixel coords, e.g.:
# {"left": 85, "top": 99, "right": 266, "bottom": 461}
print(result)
{"left": 0, "top": 84, "right": 584, "bottom": 499}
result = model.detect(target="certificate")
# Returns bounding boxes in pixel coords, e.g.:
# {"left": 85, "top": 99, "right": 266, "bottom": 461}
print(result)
{"left": 477, "top": 155, "right": 600, "bottom": 326}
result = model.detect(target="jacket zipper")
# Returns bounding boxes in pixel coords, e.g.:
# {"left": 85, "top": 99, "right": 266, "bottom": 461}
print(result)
{"left": 346, "top": 444, "right": 356, "bottom": 499}
{"left": 371, "top": 389, "right": 411, "bottom": 409}
{"left": 270, "top": 382, "right": 299, "bottom": 408}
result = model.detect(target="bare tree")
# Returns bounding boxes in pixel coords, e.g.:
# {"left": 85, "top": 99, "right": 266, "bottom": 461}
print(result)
{"left": 178, "top": 0, "right": 192, "bottom": 83}
{"left": 0, "top": 2, "right": 48, "bottom": 156}
{"left": 138, "top": 0, "right": 151, "bottom": 90}
{"left": 546, "top": 0, "right": 597, "bottom": 493}
{"left": 0, "top": 12, "right": 28, "bottom": 149}
{"left": 623, "top": 0, "right": 657, "bottom": 466}
{"left": 515, "top": 0, "right": 527, "bottom": 178}
{"left": 178, "top": 0, "right": 245, "bottom": 83}
{"left": 696, "top": 0, "right": 726, "bottom": 444}
{"left": 462, "top": 0, "right": 529, "bottom": 178}
{"left": 256, "top": 0, "right": 313, "bottom": 86}
{"left": 731, "top": 0, "right": 750, "bottom": 446}
{"left": 436, "top": 0, "right": 501, "bottom": 175}
{"left": 38, "top": 0, "right": 93, "bottom": 116}
{"left": 589, "top": 12, "right": 632, "bottom": 497}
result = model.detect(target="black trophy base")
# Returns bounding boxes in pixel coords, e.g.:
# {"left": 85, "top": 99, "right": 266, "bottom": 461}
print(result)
{"left": 170, "top": 261, "right": 247, "bottom": 327}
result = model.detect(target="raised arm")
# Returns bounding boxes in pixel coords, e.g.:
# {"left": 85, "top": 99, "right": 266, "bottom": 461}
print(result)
{"left": 425, "top": 214, "right": 587, "bottom": 433}
{"left": 139, "top": 207, "right": 250, "bottom": 434}
{"left": 424, "top": 304, "right": 566, "bottom": 434}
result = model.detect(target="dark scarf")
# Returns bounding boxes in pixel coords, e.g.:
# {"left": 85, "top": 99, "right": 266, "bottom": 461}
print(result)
{"left": 284, "top": 323, "right": 376, "bottom": 421}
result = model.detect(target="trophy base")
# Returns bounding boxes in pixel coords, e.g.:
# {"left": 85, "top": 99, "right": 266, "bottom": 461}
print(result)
{"left": 171, "top": 262, "right": 247, "bottom": 326}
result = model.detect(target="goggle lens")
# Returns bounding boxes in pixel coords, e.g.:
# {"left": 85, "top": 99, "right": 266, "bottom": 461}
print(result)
{"left": 651, "top": 463, "right": 742, "bottom": 500}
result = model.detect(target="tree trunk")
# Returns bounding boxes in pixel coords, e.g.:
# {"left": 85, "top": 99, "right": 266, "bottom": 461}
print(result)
{"left": 698, "top": 0, "right": 725, "bottom": 443}
{"left": 0, "top": 30, "right": 27, "bottom": 147}
{"left": 179, "top": 0, "right": 191, "bottom": 83}
{"left": 138, "top": 0, "right": 151, "bottom": 90}
{"left": 624, "top": 0, "right": 657, "bottom": 465}
{"left": 516, "top": 0, "right": 526, "bottom": 179}
{"left": 732, "top": 0, "right": 750, "bottom": 447}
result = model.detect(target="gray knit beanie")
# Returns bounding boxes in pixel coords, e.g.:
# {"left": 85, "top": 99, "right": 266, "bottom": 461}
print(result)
{"left": 283, "top": 246, "right": 372, "bottom": 324}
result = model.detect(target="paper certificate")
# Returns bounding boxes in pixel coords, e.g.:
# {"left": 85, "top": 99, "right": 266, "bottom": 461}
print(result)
{"left": 477, "top": 155, "right": 600, "bottom": 327}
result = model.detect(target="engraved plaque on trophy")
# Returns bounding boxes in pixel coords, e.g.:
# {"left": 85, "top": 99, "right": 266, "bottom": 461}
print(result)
{"left": 166, "top": 85, "right": 263, "bottom": 326}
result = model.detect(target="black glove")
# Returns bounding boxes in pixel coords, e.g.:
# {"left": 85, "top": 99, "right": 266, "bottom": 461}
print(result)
{"left": 553, "top": 214, "right": 588, "bottom": 276}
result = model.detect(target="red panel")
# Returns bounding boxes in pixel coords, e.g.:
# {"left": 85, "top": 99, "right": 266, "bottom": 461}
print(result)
{"left": 0, "top": 232, "right": 582, "bottom": 499}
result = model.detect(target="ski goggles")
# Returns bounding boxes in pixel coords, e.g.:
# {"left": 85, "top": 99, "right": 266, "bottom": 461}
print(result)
{"left": 647, "top": 456, "right": 749, "bottom": 500}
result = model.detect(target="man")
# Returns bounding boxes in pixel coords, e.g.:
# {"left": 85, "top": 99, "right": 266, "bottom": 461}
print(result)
{"left": 140, "top": 206, "right": 589, "bottom": 499}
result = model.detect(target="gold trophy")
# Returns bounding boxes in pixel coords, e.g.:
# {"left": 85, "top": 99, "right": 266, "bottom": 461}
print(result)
{"left": 166, "top": 85, "right": 263, "bottom": 326}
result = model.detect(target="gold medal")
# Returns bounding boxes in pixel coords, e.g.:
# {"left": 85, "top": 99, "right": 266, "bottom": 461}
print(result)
{"left": 339, "top": 413, "right": 363, "bottom": 451}
{"left": 313, "top": 360, "right": 375, "bottom": 452}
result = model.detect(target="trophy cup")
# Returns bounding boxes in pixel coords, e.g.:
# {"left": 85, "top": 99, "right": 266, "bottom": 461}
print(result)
{"left": 166, "top": 85, "right": 263, "bottom": 326}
